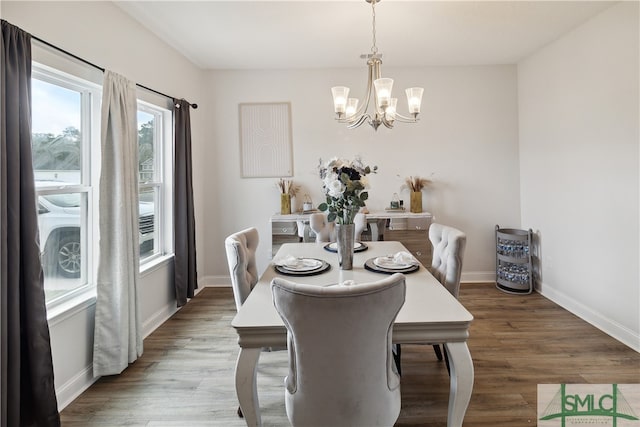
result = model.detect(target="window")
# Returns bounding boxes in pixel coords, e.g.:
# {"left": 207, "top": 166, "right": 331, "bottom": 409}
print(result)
{"left": 137, "top": 103, "right": 172, "bottom": 263}
{"left": 32, "top": 65, "right": 100, "bottom": 305}
{"left": 32, "top": 61, "right": 174, "bottom": 309}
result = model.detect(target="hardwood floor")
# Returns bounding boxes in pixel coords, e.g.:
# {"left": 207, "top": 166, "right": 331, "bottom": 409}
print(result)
{"left": 60, "top": 284, "right": 640, "bottom": 426}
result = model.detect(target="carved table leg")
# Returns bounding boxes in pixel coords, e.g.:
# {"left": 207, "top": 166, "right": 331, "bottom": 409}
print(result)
{"left": 444, "top": 341, "right": 474, "bottom": 427}
{"left": 235, "top": 348, "right": 262, "bottom": 427}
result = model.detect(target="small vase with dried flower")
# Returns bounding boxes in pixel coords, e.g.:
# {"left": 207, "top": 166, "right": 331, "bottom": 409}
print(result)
{"left": 405, "top": 175, "right": 431, "bottom": 213}
{"left": 277, "top": 178, "right": 299, "bottom": 215}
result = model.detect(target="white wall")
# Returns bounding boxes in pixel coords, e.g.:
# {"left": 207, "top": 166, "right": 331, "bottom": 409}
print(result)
{"left": 1, "top": 0, "right": 209, "bottom": 407}
{"left": 203, "top": 66, "right": 521, "bottom": 283}
{"left": 518, "top": 1, "right": 639, "bottom": 350}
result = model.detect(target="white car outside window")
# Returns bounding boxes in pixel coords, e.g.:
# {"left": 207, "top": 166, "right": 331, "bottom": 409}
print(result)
{"left": 37, "top": 181, "right": 154, "bottom": 278}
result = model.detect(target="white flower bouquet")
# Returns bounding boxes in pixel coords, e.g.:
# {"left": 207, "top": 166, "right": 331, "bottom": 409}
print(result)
{"left": 317, "top": 157, "right": 377, "bottom": 224}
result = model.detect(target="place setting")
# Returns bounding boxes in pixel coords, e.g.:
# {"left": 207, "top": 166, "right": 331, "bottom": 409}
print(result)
{"left": 323, "top": 241, "right": 368, "bottom": 253}
{"left": 364, "top": 251, "right": 421, "bottom": 274}
{"left": 273, "top": 255, "right": 331, "bottom": 276}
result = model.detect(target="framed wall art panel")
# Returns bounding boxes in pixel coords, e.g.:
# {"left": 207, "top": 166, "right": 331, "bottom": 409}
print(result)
{"left": 239, "top": 102, "right": 293, "bottom": 178}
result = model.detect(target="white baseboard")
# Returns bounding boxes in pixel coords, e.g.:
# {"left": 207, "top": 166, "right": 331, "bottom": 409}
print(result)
{"left": 57, "top": 301, "right": 179, "bottom": 411}
{"left": 536, "top": 281, "right": 640, "bottom": 352}
{"left": 142, "top": 303, "right": 179, "bottom": 339}
{"left": 199, "top": 275, "right": 231, "bottom": 287}
{"left": 56, "top": 364, "right": 97, "bottom": 410}
{"left": 461, "top": 271, "right": 495, "bottom": 283}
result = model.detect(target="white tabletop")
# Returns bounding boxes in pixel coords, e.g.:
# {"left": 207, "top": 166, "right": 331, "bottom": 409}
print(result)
{"left": 232, "top": 241, "right": 472, "bottom": 347}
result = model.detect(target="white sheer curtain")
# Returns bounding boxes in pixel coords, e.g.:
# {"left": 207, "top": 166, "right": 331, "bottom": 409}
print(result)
{"left": 93, "top": 70, "right": 143, "bottom": 376}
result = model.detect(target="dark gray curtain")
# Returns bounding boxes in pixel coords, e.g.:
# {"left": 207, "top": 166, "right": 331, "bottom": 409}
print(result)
{"left": 173, "top": 99, "right": 197, "bottom": 307}
{"left": 0, "top": 20, "right": 61, "bottom": 427}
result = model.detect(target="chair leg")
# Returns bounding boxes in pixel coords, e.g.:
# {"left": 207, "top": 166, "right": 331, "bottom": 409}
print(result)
{"left": 443, "top": 346, "right": 450, "bottom": 375}
{"left": 393, "top": 344, "right": 402, "bottom": 376}
{"left": 432, "top": 344, "right": 443, "bottom": 361}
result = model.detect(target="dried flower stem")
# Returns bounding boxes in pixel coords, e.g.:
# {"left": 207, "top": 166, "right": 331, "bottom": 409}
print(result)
{"left": 405, "top": 175, "right": 431, "bottom": 192}
{"left": 277, "top": 178, "right": 299, "bottom": 196}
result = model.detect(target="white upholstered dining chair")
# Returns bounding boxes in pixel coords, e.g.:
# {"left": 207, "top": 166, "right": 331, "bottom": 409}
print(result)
{"left": 224, "top": 227, "right": 260, "bottom": 312}
{"left": 394, "top": 223, "right": 467, "bottom": 373}
{"left": 354, "top": 212, "right": 367, "bottom": 241}
{"left": 224, "top": 227, "right": 260, "bottom": 417}
{"left": 309, "top": 213, "right": 335, "bottom": 243}
{"left": 429, "top": 223, "right": 467, "bottom": 366}
{"left": 271, "top": 273, "right": 406, "bottom": 427}
{"left": 309, "top": 212, "right": 368, "bottom": 243}
{"left": 429, "top": 223, "right": 467, "bottom": 299}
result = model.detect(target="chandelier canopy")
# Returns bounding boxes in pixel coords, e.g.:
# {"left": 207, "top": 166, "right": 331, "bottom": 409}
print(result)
{"left": 331, "top": 0, "right": 424, "bottom": 131}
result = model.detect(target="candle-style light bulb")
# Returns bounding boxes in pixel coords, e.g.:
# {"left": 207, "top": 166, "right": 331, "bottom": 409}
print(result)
{"left": 345, "top": 98, "right": 359, "bottom": 119}
{"left": 374, "top": 78, "right": 394, "bottom": 109}
{"left": 331, "top": 86, "right": 350, "bottom": 116}
{"left": 405, "top": 87, "right": 424, "bottom": 117}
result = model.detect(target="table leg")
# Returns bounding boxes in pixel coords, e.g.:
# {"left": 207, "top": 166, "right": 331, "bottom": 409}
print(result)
{"left": 235, "top": 348, "right": 262, "bottom": 427}
{"left": 444, "top": 342, "right": 474, "bottom": 427}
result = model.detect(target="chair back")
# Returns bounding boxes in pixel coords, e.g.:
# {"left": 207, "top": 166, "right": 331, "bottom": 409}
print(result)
{"left": 354, "top": 212, "right": 367, "bottom": 241}
{"left": 429, "top": 223, "right": 467, "bottom": 298}
{"left": 271, "top": 274, "right": 406, "bottom": 427}
{"left": 224, "top": 227, "right": 259, "bottom": 311}
{"left": 309, "top": 213, "right": 335, "bottom": 243}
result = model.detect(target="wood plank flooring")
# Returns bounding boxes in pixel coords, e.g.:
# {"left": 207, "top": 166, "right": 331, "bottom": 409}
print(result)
{"left": 60, "top": 284, "right": 640, "bottom": 426}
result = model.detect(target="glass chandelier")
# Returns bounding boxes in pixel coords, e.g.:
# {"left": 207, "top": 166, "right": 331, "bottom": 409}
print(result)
{"left": 331, "top": 0, "right": 424, "bottom": 131}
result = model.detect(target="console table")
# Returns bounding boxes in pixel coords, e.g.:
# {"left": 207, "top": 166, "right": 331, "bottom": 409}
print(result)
{"left": 270, "top": 210, "right": 434, "bottom": 266}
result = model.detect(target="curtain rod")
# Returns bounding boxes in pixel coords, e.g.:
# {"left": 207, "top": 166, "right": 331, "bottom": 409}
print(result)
{"left": 31, "top": 35, "right": 198, "bottom": 109}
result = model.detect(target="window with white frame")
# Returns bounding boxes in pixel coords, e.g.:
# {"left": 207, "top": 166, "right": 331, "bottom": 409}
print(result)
{"left": 137, "top": 102, "right": 172, "bottom": 263}
{"left": 32, "top": 61, "right": 174, "bottom": 308}
{"left": 32, "top": 64, "right": 100, "bottom": 305}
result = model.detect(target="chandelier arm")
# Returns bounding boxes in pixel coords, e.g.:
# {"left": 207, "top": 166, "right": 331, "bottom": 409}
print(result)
{"left": 347, "top": 114, "right": 370, "bottom": 129}
{"left": 370, "top": 58, "right": 383, "bottom": 115}
{"left": 393, "top": 112, "right": 419, "bottom": 122}
{"left": 362, "top": 65, "right": 375, "bottom": 115}
{"left": 337, "top": 113, "right": 363, "bottom": 125}
{"left": 349, "top": 60, "right": 376, "bottom": 120}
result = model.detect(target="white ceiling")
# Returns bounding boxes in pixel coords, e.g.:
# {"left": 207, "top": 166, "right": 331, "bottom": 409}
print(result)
{"left": 115, "top": 1, "right": 616, "bottom": 70}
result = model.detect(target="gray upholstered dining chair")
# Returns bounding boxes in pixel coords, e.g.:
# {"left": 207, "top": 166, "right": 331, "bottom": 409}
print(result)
{"left": 429, "top": 223, "right": 467, "bottom": 299}
{"left": 354, "top": 212, "right": 367, "bottom": 241}
{"left": 271, "top": 273, "right": 406, "bottom": 427}
{"left": 310, "top": 212, "right": 367, "bottom": 243}
{"left": 224, "top": 227, "right": 260, "bottom": 312}
{"left": 429, "top": 223, "right": 467, "bottom": 366}
{"left": 394, "top": 223, "right": 467, "bottom": 374}
{"left": 309, "top": 212, "right": 335, "bottom": 243}
{"left": 224, "top": 227, "right": 260, "bottom": 417}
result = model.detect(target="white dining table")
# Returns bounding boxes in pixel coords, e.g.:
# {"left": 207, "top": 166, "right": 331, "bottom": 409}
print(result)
{"left": 231, "top": 241, "right": 474, "bottom": 427}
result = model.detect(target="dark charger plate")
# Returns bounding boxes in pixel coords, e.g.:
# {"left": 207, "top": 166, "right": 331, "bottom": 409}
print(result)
{"left": 273, "top": 259, "right": 331, "bottom": 276}
{"left": 364, "top": 257, "right": 420, "bottom": 274}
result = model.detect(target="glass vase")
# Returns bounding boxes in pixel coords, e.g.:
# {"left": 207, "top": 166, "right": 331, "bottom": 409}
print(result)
{"left": 335, "top": 223, "right": 355, "bottom": 270}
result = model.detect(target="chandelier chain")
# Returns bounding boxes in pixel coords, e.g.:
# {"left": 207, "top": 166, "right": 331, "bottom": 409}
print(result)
{"left": 371, "top": 0, "right": 377, "bottom": 54}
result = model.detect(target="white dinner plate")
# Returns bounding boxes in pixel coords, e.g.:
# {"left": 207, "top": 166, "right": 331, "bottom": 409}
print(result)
{"left": 373, "top": 256, "right": 414, "bottom": 270}
{"left": 280, "top": 258, "right": 324, "bottom": 272}
{"left": 327, "top": 241, "right": 364, "bottom": 250}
